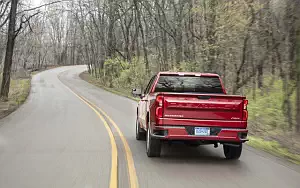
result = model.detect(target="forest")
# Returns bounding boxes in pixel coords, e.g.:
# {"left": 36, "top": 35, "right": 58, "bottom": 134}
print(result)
{"left": 0, "top": 0, "right": 300, "bottom": 155}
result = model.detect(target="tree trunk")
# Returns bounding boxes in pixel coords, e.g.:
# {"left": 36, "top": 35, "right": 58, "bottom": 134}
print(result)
{"left": 71, "top": 25, "right": 77, "bottom": 65}
{"left": 174, "top": 2, "right": 183, "bottom": 66}
{"left": 296, "top": 30, "right": 300, "bottom": 133}
{"left": 107, "top": 0, "right": 116, "bottom": 58}
{"left": 188, "top": 0, "right": 196, "bottom": 62}
{"left": 133, "top": 6, "right": 140, "bottom": 60}
{"left": 297, "top": 62, "right": 300, "bottom": 132}
{"left": 175, "top": 35, "right": 183, "bottom": 65}
{"left": 272, "top": 52, "right": 276, "bottom": 76}
{"left": 161, "top": 0, "right": 168, "bottom": 70}
{"left": 204, "top": 0, "right": 217, "bottom": 72}
{"left": 257, "top": 64, "right": 263, "bottom": 89}
{"left": 38, "top": 51, "right": 41, "bottom": 68}
{"left": 133, "top": 0, "right": 149, "bottom": 74}
{"left": 0, "top": 0, "right": 18, "bottom": 100}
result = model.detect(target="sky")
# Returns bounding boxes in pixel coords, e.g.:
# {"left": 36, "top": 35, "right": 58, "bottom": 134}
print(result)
{"left": 31, "top": 0, "right": 43, "bottom": 6}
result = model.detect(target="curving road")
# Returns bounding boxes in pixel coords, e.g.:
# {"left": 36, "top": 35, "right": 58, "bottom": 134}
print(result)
{"left": 0, "top": 66, "right": 300, "bottom": 188}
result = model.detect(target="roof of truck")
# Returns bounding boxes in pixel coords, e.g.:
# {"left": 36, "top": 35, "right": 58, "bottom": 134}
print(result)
{"left": 158, "top": 72, "right": 220, "bottom": 77}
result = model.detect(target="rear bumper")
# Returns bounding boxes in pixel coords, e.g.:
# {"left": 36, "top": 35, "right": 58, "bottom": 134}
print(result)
{"left": 151, "top": 126, "right": 248, "bottom": 143}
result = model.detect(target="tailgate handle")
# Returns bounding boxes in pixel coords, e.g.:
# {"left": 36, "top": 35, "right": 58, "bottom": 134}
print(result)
{"left": 198, "top": 96, "right": 211, "bottom": 100}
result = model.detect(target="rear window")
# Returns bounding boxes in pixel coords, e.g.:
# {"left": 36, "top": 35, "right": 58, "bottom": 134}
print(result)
{"left": 154, "top": 75, "right": 224, "bottom": 94}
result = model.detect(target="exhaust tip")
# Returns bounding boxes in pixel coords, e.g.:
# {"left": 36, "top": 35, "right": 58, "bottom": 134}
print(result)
{"left": 238, "top": 132, "right": 248, "bottom": 140}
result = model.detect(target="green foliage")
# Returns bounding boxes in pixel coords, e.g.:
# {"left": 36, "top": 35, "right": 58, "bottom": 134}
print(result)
{"left": 0, "top": 75, "right": 30, "bottom": 109}
{"left": 170, "top": 61, "right": 201, "bottom": 72}
{"left": 9, "top": 79, "right": 31, "bottom": 105}
{"left": 97, "top": 58, "right": 203, "bottom": 91}
{"left": 247, "top": 78, "right": 297, "bottom": 132}
{"left": 102, "top": 58, "right": 127, "bottom": 87}
{"left": 96, "top": 58, "right": 149, "bottom": 91}
{"left": 80, "top": 72, "right": 139, "bottom": 102}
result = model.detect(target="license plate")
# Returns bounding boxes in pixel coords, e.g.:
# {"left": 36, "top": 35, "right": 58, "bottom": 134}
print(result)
{"left": 195, "top": 127, "right": 210, "bottom": 136}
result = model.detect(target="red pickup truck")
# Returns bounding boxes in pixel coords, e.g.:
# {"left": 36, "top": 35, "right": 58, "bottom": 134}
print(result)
{"left": 132, "top": 72, "right": 248, "bottom": 159}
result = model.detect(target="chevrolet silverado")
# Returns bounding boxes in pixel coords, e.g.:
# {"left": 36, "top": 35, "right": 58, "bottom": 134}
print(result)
{"left": 132, "top": 72, "right": 248, "bottom": 159}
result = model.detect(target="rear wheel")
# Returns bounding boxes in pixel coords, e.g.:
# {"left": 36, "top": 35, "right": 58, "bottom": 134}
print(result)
{"left": 223, "top": 144, "right": 242, "bottom": 160}
{"left": 146, "top": 127, "right": 161, "bottom": 157}
{"left": 136, "top": 119, "right": 146, "bottom": 141}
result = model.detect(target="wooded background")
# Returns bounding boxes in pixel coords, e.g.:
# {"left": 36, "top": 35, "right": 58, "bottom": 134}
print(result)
{"left": 0, "top": 0, "right": 300, "bottom": 138}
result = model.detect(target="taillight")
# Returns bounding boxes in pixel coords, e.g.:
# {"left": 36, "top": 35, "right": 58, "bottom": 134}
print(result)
{"left": 242, "top": 110, "right": 248, "bottom": 121}
{"left": 155, "top": 95, "right": 164, "bottom": 118}
{"left": 156, "top": 107, "right": 163, "bottom": 118}
{"left": 243, "top": 99, "right": 248, "bottom": 121}
{"left": 243, "top": 99, "right": 248, "bottom": 110}
{"left": 156, "top": 96, "right": 164, "bottom": 107}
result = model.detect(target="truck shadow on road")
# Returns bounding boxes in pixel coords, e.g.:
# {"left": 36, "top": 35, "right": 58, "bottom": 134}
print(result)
{"left": 133, "top": 140, "right": 249, "bottom": 176}
{"left": 133, "top": 139, "right": 248, "bottom": 173}
{"left": 155, "top": 142, "right": 245, "bottom": 166}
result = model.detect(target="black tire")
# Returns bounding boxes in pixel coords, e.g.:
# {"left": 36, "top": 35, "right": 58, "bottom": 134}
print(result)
{"left": 146, "top": 127, "right": 161, "bottom": 157}
{"left": 223, "top": 144, "right": 242, "bottom": 160}
{"left": 136, "top": 119, "right": 146, "bottom": 141}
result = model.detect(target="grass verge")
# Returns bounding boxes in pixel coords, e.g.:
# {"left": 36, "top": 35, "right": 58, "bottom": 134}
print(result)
{"left": 9, "top": 78, "right": 31, "bottom": 106}
{"left": 80, "top": 71, "right": 300, "bottom": 165}
{"left": 0, "top": 77, "right": 31, "bottom": 119}
{"left": 79, "top": 72, "right": 139, "bottom": 102}
{"left": 248, "top": 136, "right": 300, "bottom": 164}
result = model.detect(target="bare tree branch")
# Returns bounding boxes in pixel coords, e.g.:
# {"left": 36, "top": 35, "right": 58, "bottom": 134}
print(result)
{"left": 14, "top": 11, "right": 40, "bottom": 38}
{"left": 17, "top": 1, "right": 66, "bottom": 14}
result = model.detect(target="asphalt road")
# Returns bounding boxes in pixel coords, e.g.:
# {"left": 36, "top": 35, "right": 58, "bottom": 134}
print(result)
{"left": 1, "top": 66, "right": 300, "bottom": 188}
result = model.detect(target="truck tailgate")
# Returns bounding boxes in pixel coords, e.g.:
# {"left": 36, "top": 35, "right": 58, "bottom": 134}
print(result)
{"left": 162, "top": 94, "right": 246, "bottom": 121}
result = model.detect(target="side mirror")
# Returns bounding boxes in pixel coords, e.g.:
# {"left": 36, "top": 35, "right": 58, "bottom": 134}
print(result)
{"left": 131, "top": 88, "right": 143, "bottom": 98}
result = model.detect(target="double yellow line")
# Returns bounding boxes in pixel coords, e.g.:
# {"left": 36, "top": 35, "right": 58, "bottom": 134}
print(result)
{"left": 62, "top": 81, "right": 138, "bottom": 188}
